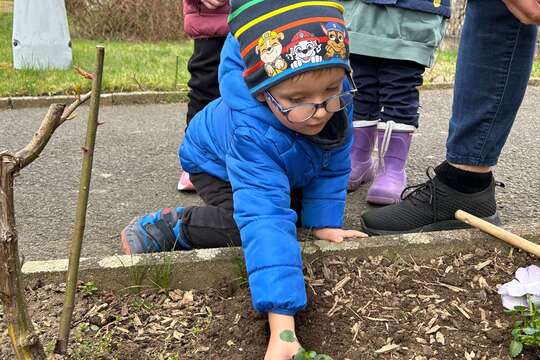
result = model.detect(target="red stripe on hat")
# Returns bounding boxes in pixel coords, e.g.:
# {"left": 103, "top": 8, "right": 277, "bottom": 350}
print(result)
{"left": 243, "top": 61, "right": 264, "bottom": 77}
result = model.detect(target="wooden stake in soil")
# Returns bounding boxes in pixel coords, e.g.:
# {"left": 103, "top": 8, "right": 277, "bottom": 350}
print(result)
{"left": 54, "top": 46, "right": 105, "bottom": 355}
{"left": 455, "top": 210, "right": 540, "bottom": 257}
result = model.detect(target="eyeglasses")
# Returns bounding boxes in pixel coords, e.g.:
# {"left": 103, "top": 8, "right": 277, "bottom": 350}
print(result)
{"left": 264, "top": 74, "right": 357, "bottom": 124}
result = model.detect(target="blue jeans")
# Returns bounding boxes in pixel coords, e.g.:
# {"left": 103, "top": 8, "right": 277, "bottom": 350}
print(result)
{"left": 446, "top": 0, "right": 537, "bottom": 167}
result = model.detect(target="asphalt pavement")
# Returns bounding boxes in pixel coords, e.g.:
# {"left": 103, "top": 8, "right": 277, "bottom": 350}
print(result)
{"left": 0, "top": 87, "right": 539, "bottom": 261}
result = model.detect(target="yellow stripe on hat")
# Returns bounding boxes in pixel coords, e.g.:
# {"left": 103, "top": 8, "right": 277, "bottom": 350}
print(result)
{"left": 233, "top": 1, "right": 344, "bottom": 38}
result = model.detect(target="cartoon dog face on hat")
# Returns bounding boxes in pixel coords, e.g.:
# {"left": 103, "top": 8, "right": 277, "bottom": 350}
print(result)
{"left": 285, "top": 30, "right": 323, "bottom": 69}
{"left": 256, "top": 31, "right": 288, "bottom": 77}
{"left": 321, "top": 22, "right": 347, "bottom": 60}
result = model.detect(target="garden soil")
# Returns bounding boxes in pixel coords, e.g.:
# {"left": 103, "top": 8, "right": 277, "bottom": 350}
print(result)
{"left": 1, "top": 247, "right": 539, "bottom": 359}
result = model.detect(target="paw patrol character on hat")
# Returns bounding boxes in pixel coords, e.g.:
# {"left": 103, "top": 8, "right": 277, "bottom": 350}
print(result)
{"left": 285, "top": 30, "right": 323, "bottom": 69}
{"left": 322, "top": 22, "right": 347, "bottom": 60}
{"left": 256, "top": 30, "right": 288, "bottom": 76}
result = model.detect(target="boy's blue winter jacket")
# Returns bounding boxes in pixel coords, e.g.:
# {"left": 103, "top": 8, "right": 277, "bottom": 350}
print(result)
{"left": 179, "top": 34, "right": 353, "bottom": 316}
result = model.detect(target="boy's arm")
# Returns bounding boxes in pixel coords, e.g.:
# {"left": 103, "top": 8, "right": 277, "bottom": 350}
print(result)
{"left": 301, "top": 101, "right": 365, "bottom": 238}
{"left": 226, "top": 127, "right": 306, "bottom": 316}
{"left": 301, "top": 139, "right": 352, "bottom": 230}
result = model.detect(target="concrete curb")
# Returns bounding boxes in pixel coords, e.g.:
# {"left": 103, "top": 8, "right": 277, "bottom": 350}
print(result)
{"left": 3, "top": 78, "right": 540, "bottom": 110}
{"left": 0, "top": 91, "right": 186, "bottom": 110}
{"left": 22, "top": 223, "right": 540, "bottom": 291}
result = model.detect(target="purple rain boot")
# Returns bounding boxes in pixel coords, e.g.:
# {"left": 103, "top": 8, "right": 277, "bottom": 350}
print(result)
{"left": 348, "top": 120, "right": 378, "bottom": 192}
{"left": 367, "top": 121, "right": 414, "bottom": 205}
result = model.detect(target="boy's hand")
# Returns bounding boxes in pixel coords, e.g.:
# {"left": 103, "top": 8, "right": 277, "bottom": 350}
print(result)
{"left": 313, "top": 228, "right": 367, "bottom": 243}
{"left": 265, "top": 332, "right": 302, "bottom": 360}
{"left": 266, "top": 313, "right": 301, "bottom": 360}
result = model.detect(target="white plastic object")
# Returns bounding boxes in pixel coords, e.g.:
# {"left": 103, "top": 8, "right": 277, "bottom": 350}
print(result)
{"left": 12, "top": 0, "right": 72, "bottom": 70}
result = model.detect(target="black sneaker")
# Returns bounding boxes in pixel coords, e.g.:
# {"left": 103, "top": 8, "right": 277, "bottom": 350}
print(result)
{"left": 360, "top": 168, "right": 501, "bottom": 235}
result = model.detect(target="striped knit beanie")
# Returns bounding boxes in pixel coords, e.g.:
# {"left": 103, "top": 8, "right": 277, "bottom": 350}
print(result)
{"left": 228, "top": 0, "right": 350, "bottom": 95}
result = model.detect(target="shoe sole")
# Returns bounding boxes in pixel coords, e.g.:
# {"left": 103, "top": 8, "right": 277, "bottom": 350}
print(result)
{"left": 120, "top": 217, "right": 139, "bottom": 255}
{"left": 361, "top": 213, "right": 501, "bottom": 236}
{"left": 366, "top": 195, "right": 400, "bottom": 206}
{"left": 120, "top": 229, "right": 132, "bottom": 255}
{"left": 347, "top": 173, "right": 375, "bottom": 192}
{"left": 177, "top": 186, "right": 196, "bottom": 192}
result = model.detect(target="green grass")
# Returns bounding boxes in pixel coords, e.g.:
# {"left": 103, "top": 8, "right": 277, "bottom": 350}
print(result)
{"left": 427, "top": 48, "right": 540, "bottom": 85}
{"left": 2, "top": 12, "right": 540, "bottom": 97}
{"left": 0, "top": 13, "right": 192, "bottom": 97}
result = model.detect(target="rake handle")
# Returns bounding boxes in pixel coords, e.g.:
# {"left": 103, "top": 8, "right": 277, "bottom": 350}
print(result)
{"left": 455, "top": 210, "right": 540, "bottom": 257}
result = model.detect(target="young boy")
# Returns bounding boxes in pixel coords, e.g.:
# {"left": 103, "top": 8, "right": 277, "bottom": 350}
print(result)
{"left": 121, "top": 1, "right": 366, "bottom": 358}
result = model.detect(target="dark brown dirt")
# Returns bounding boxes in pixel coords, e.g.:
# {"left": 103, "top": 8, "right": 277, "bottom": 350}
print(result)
{"left": 1, "top": 247, "right": 539, "bottom": 359}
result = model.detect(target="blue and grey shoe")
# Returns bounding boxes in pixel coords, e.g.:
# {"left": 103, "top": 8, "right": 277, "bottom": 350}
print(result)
{"left": 120, "top": 207, "right": 192, "bottom": 255}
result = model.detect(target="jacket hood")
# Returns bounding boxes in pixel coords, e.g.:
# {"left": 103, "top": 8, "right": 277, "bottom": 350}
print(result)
{"left": 218, "top": 34, "right": 288, "bottom": 130}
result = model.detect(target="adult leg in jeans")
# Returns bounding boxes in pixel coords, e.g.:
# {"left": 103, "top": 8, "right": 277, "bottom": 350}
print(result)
{"left": 360, "top": 0, "right": 538, "bottom": 235}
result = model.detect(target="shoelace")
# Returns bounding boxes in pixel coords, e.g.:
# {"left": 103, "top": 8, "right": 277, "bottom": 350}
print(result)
{"left": 400, "top": 168, "right": 504, "bottom": 223}
{"left": 378, "top": 120, "right": 395, "bottom": 170}
{"left": 400, "top": 167, "right": 440, "bottom": 221}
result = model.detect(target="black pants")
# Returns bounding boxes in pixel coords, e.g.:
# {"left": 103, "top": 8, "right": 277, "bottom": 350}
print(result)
{"left": 185, "top": 37, "right": 226, "bottom": 126}
{"left": 181, "top": 173, "right": 303, "bottom": 248}
{"left": 350, "top": 54, "right": 425, "bottom": 127}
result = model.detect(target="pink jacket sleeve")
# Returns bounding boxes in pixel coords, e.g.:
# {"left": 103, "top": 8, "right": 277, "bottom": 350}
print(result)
{"left": 182, "top": 0, "right": 230, "bottom": 38}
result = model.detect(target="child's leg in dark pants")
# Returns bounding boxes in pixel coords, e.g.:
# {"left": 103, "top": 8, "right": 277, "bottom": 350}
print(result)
{"left": 179, "top": 37, "right": 226, "bottom": 191}
{"left": 183, "top": 174, "right": 303, "bottom": 247}
{"left": 367, "top": 58, "right": 425, "bottom": 205}
{"left": 348, "top": 54, "right": 381, "bottom": 191}
{"left": 120, "top": 173, "right": 304, "bottom": 254}
{"left": 182, "top": 173, "right": 241, "bottom": 248}
{"left": 185, "top": 37, "right": 226, "bottom": 126}
{"left": 121, "top": 173, "right": 240, "bottom": 254}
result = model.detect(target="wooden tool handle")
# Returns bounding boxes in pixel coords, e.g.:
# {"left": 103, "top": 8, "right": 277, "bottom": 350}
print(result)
{"left": 455, "top": 210, "right": 540, "bottom": 257}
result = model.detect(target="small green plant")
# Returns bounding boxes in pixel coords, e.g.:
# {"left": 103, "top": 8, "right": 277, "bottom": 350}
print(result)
{"left": 116, "top": 254, "right": 150, "bottom": 294}
{"left": 280, "top": 330, "right": 334, "bottom": 360}
{"left": 293, "top": 349, "right": 333, "bottom": 360}
{"left": 130, "top": 298, "right": 155, "bottom": 312}
{"left": 149, "top": 254, "right": 174, "bottom": 290}
{"left": 233, "top": 256, "right": 248, "bottom": 288}
{"left": 71, "top": 332, "right": 116, "bottom": 360}
{"left": 190, "top": 325, "right": 204, "bottom": 337}
{"left": 80, "top": 281, "right": 98, "bottom": 297}
{"left": 506, "top": 296, "right": 540, "bottom": 357}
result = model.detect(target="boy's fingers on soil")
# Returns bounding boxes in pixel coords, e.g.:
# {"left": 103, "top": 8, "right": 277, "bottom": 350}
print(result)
{"left": 327, "top": 236, "right": 343, "bottom": 243}
{"left": 343, "top": 230, "right": 368, "bottom": 238}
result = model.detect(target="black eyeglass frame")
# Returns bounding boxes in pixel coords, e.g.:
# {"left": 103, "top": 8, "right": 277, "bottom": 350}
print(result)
{"left": 263, "top": 72, "right": 357, "bottom": 124}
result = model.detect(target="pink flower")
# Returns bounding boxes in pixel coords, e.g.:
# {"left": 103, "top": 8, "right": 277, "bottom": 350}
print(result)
{"left": 498, "top": 265, "right": 540, "bottom": 310}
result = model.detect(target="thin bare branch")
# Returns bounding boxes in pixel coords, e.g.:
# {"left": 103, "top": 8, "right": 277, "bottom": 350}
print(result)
{"left": 12, "top": 92, "right": 92, "bottom": 170}
{"left": 61, "top": 91, "right": 92, "bottom": 123}
{"left": 14, "top": 104, "right": 65, "bottom": 170}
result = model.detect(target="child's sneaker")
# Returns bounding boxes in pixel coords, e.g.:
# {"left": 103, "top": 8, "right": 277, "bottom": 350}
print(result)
{"left": 120, "top": 207, "right": 191, "bottom": 255}
{"left": 177, "top": 171, "right": 195, "bottom": 192}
